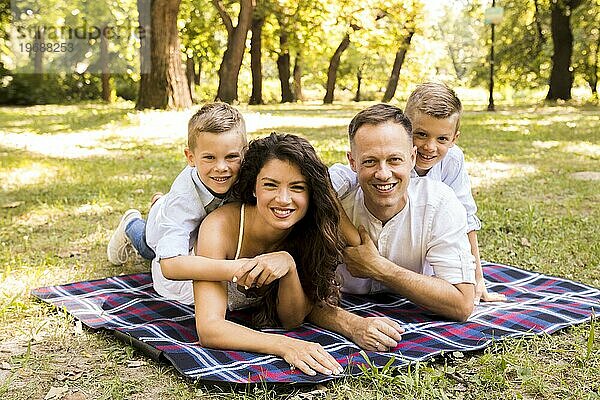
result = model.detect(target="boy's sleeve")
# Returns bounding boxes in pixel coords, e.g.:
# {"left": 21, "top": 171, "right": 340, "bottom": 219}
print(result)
{"left": 150, "top": 193, "right": 206, "bottom": 261}
{"left": 329, "top": 163, "right": 358, "bottom": 198}
{"left": 441, "top": 147, "right": 481, "bottom": 232}
{"left": 427, "top": 188, "right": 476, "bottom": 285}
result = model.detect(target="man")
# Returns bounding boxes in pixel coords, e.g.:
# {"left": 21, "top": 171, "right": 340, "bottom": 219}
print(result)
{"left": 309, "top": 104, "right": 476, "bottom": 351}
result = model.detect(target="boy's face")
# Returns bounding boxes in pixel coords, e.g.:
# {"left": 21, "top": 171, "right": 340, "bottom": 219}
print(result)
{"left": 411, "top": 112, "right": 460, "bottom": 174}
{"left": 184, "top": 131, "right": 245, "bottom": 196}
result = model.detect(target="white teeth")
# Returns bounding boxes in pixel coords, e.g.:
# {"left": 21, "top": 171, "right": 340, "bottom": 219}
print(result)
{"left": 273, "top": 208, "right": 292, "bottom": 216}
{"left": 419, "top": 153, "right": 435, "bottom": 160}
{"left": 375, "top": 183, "right": 395, "bottom": 191}
{"left": 212, "top": 177, "right": 229, "bottom": 182}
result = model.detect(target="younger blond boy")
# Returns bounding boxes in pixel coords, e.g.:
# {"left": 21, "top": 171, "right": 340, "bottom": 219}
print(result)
{"left": 404, "top": 82, "right": 505, "bottom": 303}
{"left": 107, "top": 103, "right": 249, "bottom": 303}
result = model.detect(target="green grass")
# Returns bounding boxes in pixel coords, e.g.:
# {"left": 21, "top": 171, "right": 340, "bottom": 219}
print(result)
{"left": 0, "top": 102, "right": 599, "bottom": 399}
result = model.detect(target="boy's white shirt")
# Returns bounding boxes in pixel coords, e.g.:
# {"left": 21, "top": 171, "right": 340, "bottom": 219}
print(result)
{"left": 411, "top": 145, "right": 481, "bottom": 232}
{"left": 329, "top": 164, "right": 476, "bottom": 294}
{"left": 145, "top": 165, "right": 223, "bottom": 304}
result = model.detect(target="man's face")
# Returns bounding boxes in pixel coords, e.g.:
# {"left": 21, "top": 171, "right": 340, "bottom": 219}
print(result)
{"left": 411, "top": 112, "right": 459, "bottom": 175}
{"left": 184, "top": 131, "right": 245, "bottom": 196}
{"left": 348, "top": 121, "right": 416, "bottom": 223}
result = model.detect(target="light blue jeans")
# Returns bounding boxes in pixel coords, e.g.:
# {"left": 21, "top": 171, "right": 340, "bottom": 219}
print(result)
{"left": 125, "top": 218, "right": 155, "bottom": 260}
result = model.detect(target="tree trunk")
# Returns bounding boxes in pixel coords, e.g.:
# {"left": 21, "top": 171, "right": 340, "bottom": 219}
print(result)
{"left": 590, "top": 32, "right": 599, "bottom": 98}
{"left": 277, "top": 30, "right": 294, "bottom": 103}
{"left": 382, "top": 30, "right": 414, "bottom": 103}
{"left": 194, "top": 58, "right": 201, "bottom": 85}
{"left": 293, "top": 52, "right": 304, "bottom": 102}
{"left": 186, "top": 54, "right": 195, "bottom": 101}
{"left": 546, "top": 0, "right": 583, "bottom": 101}
{"left": 33, "top": 27, "right": 43, "bottom": 74}
{"left": 353, "top": 69, "right": 362, "bottom": 102}
{"left": 323, "top": 33, "right": 351, "bottom": 104}
{"left": 100, "top": 26, "right": 112, "bottom": 102}
{"left": 136, "top": 0, "right": 191, "bottom": 110}
{"left": 213, "top": 0, "right": 254, "bottom": 104}
{"left": 249, "top": 13, "right": 264, "bottom": 105}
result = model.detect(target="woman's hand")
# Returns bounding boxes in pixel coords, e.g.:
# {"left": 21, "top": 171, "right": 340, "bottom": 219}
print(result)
{"left": 280, "top": 337, "right": 343, "bottom": 376}
{"left": 232, "top": 251, "right": 296, "bottom": 289}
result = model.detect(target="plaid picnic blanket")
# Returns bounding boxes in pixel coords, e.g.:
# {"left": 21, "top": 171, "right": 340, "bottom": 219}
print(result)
{"left": 31, "top": 262, "right": 600, "bottom": 384}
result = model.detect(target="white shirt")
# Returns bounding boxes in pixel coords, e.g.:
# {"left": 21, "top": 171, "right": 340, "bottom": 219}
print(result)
{"left": 146, "top": 165, "right": 224, "bottom": 304}
{"left": 411, "top": 145, "right": 481, "bottom": 232}
{"left": 329, "top": 164, "right": 476, "bottom": 294}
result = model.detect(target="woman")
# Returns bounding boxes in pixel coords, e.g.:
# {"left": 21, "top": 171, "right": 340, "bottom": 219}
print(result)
{"left": 193, "top": 132, "right": 347, "bottom": 376}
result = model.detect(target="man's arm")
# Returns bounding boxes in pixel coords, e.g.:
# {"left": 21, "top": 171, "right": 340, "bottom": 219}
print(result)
{"left": 344, "top": 227, "right": 474, "bottom": 322}
{"left": 307, "top": 302, "right": 404, "bottom": 351}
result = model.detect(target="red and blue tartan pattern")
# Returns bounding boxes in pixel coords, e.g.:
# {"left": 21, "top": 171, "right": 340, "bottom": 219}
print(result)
{"left": 31, "top": 262, "right": 600, "bottom": 384}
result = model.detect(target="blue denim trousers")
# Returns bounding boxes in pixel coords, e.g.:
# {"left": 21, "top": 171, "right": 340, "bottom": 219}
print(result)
{"left": 125, "top": 218, "right": 155, "bottom": 260}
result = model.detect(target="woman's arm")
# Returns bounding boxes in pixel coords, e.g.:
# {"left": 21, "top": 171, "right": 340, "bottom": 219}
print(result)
{"left": 230, "top": 251, "right": 313, "bottom": 329}
{"left": 193, "top": 280, "right": 342, "bottom": 376}
{"left": 193, "top": 207, "right": 342, "bottom": 376}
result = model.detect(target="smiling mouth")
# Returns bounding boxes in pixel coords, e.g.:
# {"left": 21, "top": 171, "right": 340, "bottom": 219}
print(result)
{"left": 211, "top": 176, "right": 231, "bottom": 183}
{"left": 418, "top": 152, "right": 437, "bottom": 161}
{"left": 373, "top": 183, "right": 397, "bottom": 192}
{"left": 271, "top": 207, "right": 294, "bottom": 218}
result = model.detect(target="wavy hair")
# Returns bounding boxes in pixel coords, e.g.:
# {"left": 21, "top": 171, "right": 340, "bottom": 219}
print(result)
{"left": 233, "top": 132, "right": 343, "bottom": 327}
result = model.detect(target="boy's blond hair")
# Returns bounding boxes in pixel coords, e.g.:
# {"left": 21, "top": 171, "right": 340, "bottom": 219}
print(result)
{"left": 405, "top": 82, "right": 462, "bottom": 133}
{"left": 187, "top": 103, "right": 247, "bottom": 150}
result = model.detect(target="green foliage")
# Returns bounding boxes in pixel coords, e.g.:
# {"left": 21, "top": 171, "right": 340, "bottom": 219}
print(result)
{"left": 0, "top": 73, "right": 103, "bottom": 105}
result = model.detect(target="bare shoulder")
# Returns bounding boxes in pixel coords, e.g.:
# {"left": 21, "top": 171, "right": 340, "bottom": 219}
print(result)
{"left": 201, "top": 202, "right": 241, "bottom": 231}
{"left": 197, "top": 202, "right": 242, "bottom": 259}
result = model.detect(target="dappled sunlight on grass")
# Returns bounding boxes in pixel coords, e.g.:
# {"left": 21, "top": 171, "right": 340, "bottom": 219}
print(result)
{"left": 0, "top": 163, "right": 59, "bottom": 190}
{"left": 533, "top": 140, "right": 600, "bottom": 158}
{"left": 467, "top": 160, "right": 537, "bottom": 189}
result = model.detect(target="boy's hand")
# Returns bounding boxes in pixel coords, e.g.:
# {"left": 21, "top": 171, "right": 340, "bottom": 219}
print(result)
{"left": 343, "top": 226, "right": 380, "bottom": 279}
{"left": 475, "top": 278, "right": 507, "bottom": 303}
{"left": 232, "top": 251, "right": 296, "bottom": 289}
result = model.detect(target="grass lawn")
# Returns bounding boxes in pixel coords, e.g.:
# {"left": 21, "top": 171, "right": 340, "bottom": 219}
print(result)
{"left": 0, "top": 101, "right": 599, "bottom": 399}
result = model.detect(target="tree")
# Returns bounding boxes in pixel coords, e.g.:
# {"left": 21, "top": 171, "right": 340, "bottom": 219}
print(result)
{"left": 136, "top": 0, "right": 191, "bottom": 109}
{"left": 323, "top": 23, "right": 359, "bottom": 104}
{"left": 212, "top": 0, "right": 254, "bottom": 103}
{"left": 249, "top": 10, "right": 265, "bottom": 104}
{"left": 546, "top": 0, "right": 584, "bottom": 100}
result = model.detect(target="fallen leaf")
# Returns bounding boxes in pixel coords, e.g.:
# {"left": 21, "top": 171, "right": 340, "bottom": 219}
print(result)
{"left": 520, "top": 237, "right": 531, "bottom": 247}
{"left": 63, "top": 392, "right": 87, "bottom": 400}
{"left": 44, "top": 386, "right": 69, "bottom": 400}
{"left": 58, "top": 368, "right": 83, "bottom": 381}
{"left": 133, "top": 188, "right": 145, "bottom": 194}
{"left": 452, "top": 351, "right": 464, "bottom": 358}
{"left": 74, "top": 320, "right": 84, "bottom": 335}
{"left": 58, "top": 250, "right": 82, "bottom": 258}
{"left": 0, "top": 362, "right": 11, "bottom": 370}
{"left": 1, "top": 201, "right": 23, "bottom": 208}
{"left": 127, "top": 360, "right": 146, "bottom": 368}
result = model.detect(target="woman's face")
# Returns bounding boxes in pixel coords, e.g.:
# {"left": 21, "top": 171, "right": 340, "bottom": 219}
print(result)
{"left": 254, "top": 158, "right": 310, "bottom": 232}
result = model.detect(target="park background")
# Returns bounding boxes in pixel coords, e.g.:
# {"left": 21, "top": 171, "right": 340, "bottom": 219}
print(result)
{"left": 1, "top": 0, "right": 599, "bottom": 399}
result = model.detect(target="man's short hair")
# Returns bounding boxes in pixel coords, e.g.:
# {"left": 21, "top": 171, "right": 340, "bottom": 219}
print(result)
{"left": 187, "top": 102, "right": 247, "bottom": 150}
{"left": 348, "top": 103, "right": 412, "bottom": 144}
{"left": 405, "top": 82, "right": 462, "bottom": 132}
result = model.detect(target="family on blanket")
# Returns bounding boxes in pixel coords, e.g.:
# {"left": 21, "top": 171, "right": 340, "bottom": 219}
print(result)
{"left": 106, "top": 83, "right": 506, "bottom": 377}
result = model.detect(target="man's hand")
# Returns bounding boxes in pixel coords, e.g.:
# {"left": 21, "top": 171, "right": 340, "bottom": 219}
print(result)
{"left": 350, "top": 316, "right": 404, "bottom": 351}
{"left": 232, "top": 251, "right": 296, "bottom": 289}
{"left": 343, "top": 226, "right": 381, "bottom": 279}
